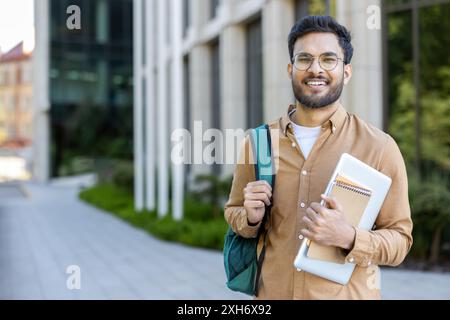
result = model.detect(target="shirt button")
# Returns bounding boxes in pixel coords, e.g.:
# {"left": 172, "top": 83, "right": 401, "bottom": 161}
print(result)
{"left": 302, "top": 170, "right": 307, "bottom": 176}
{"left": 332, "top": 126, "right": 336, "bottom": 133}
{"left": 348, "top": 257, "right": 355, "bottom": 263}
{"left": 298, "top": 234, "right": 304, "bottom": 240}
{"left": 291, "top": 142, "right": 296, "bottom": 148}
{"left": 300, "top": 202, "right": 306, "bottom": 208}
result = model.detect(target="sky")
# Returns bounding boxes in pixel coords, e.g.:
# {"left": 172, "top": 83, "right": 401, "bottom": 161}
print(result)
{"left": 0, "top": 0, "right": 34, "bottom": 53}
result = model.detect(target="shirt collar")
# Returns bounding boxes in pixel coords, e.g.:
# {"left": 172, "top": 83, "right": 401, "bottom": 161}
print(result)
{"left": 280, "top": 103, "right": 347, "bottom": 136}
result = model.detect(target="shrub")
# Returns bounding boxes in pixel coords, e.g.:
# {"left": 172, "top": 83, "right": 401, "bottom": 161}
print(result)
{"left": 111, "top": 161, "right": 134, "bottom": 192}
{"left": 189, "top": 174, "right": 233, "bottom": 219}
{"left": 409, "top": 174, "right": 450, "bottom": 265}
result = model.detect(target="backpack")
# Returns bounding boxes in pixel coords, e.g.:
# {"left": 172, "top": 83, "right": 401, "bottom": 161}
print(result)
{"left": 223, "top": 124, "right": 275, "bottom": 296}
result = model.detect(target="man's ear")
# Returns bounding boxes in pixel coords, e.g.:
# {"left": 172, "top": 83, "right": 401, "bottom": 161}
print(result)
{"left": 343, "top": 63, "right": 352, "bottom": 85}
{"left": 287, "top": 63, "right": 293, "bottom": 80}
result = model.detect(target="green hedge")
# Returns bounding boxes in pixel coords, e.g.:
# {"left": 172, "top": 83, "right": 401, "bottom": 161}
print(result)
{"left": 79, "top": 184, "right": 228, "bottom": 250}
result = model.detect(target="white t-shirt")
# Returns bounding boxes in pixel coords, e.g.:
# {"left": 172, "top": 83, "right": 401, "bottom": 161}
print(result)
{"left": 291, "top": 122, "right": 322, "bottom": 159}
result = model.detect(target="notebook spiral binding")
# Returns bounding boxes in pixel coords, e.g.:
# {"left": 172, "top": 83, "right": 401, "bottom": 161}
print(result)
{"left": 334, "top": 181, "right": 372, "bottom": 197}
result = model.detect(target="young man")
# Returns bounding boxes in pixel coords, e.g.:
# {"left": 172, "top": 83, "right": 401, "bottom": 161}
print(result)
{"left": 224, "top": 16, "right": 413, "bottom": 299}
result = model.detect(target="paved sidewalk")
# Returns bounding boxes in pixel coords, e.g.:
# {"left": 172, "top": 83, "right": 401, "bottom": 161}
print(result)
{"left": 0, "top": 181, "right": 449, "bottom": 300}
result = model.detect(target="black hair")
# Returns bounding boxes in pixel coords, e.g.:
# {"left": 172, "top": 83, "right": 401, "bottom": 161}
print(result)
{"left": 288, "top": 15, "right": 353, "bottom": 65}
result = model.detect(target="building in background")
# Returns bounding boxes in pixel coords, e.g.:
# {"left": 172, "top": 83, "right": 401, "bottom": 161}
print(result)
{"left": 133, "top": 0, "right": 385, "bottom": 219}
{"left": 0, "top": 42, "right": 33, "bottom": 147}
{"left": 33, "top": 0, "right": 133, "bottom": 180}
{"left": 31, "top": 0, "right": 449, "bottom": 219}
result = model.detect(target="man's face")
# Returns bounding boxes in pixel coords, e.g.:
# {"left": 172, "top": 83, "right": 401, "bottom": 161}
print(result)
{"left": 288, "top": 32, "right": 352, "bottom": 109}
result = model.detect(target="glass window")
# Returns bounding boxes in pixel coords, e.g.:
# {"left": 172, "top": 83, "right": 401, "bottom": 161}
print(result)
{"left": 211, "top": 40, "right": 221, "bottom": 175}
{"left": 183, "top": 0, "right": 190, "bottom": 37}
{"left": 211, "top": 0, "right": 220, "bottom": 19}
{"left": 49, "top": 0, "right": 133, "bottom": 177}
{"left": 386, "top": 1, "right": 450, "bottom": 179}
{"left": 246, "top": 19, "right": 263, "bottom": 129}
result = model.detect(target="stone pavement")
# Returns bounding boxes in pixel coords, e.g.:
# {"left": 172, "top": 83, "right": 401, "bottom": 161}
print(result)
{"left": 0, "top": 181, "right": 449, "bottom": 300}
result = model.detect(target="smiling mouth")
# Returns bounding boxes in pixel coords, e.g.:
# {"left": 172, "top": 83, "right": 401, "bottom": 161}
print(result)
{"left": 304, "top": 79, "right": 329, "bottom": 88}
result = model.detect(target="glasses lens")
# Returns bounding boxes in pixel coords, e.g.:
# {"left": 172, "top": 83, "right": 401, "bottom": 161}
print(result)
{"left": 319, "top": 55, "right": 338, "bottom": 70}
{"left": 294, "top": 55, "right": 313, "bottom": 70}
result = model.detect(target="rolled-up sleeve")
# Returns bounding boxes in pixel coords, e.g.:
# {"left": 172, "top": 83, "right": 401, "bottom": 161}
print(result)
{"left": 224, "top": 136, "right": 261, "bottom": 239}
{"left": 345, "top": 134, "right": 413, "bottom": 267}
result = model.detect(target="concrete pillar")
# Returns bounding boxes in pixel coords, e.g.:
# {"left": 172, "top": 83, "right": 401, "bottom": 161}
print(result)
{"left": 133, "top": 0, "right": 144, "bottom": 211}
{"left": 157, "top": 0, "right": 169, "bottom": 217}
{"left": 262, "top": 0, "right": 295, "bottom": 122}
{"left": 171, "top": 0, "right": 184, "bottom": 221}
{"left": 187, "top": 0, "right": 213, "bottom": 184}
{"left": 145, "top": 0, "right": 156, "bottom": 211}
{"left": 189, "top": 46, "right": 212, "bottom": 180}
{"left": 220, "top": 24, "right": 246, "bottom": 177}
{"left": 336, "top": 0, "right": 383, "bottom": 129}
{"left": 32, "top": 0, "right": 50, "bottom": 182}
{"left": 191, "top": 0, "right": 210, "bottom": 28}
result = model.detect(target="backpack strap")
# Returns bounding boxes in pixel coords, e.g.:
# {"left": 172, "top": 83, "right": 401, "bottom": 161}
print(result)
{"left": 249, "top": 124, "right": 275, "bottom": 297}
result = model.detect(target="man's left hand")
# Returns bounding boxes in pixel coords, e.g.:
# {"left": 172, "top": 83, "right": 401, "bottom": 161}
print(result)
{"left": 300, "top": 194, "right": 356, "bottom": 250}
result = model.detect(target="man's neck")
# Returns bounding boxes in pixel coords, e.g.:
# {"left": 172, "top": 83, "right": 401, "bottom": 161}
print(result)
{"left": 292, "top": 101, "right": 341, "bottom": 127}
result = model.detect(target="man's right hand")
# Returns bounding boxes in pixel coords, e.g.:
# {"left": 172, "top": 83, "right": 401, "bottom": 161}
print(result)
{"left": 243, "top": 180, "right": 272, "bottom": 225}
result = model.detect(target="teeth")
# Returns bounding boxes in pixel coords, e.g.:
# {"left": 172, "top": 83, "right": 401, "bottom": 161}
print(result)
{"left": 306, "top": 81, "right": 327, "bottom": 86}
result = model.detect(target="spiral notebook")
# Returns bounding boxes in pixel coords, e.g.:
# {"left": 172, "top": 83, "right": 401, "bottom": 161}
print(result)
{"left": 306, "top": 174, "right": 372, "bottom": 264}
{"left": 293, "top": 153, "right": 392, "bottom": 285}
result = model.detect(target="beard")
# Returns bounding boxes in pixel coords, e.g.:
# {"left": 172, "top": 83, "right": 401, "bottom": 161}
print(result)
{"left": 291, "top": 74, "right": 344, "bottom": 109}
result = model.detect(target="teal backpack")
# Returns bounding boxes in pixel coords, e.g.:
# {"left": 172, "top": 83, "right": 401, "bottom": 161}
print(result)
{"left": 223, "top": 124, "right": 275, "bottom": 296}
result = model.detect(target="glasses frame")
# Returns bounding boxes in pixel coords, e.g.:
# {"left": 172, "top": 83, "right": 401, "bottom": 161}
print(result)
{"left": 292, "top": 53, "right": 344, "bottom": 71}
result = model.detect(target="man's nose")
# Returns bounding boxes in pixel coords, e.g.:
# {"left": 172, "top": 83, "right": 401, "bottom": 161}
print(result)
{"left": 307, "top": 57, "right": 324, "bottom": 74}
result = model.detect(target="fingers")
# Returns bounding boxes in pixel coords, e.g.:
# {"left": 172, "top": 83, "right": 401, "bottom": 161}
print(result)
{"left": 245, "top": 192, "right": 271, "bottom": 206}
{"left": 310, "top": 202, "right": 329, "bottom": 216}
{"left": 304, "top": 205, "right": 327, "bottom": 233}
{"left": 300, "top": 228, "right": 314, "bottom": 240}
{"left": 302, "top": 215, "right": 315, "bottom": 230}
{"left": 247, "top": 180, "right": 272, "bottom": 193}
{"left": 244, "top": 181, "right": 272, "bottom": 199}
{"left": 321, "top": 194, "right": 343, "bottom": 212}
{"left": 244, "top": 200, "right": 265, "bottom": 208}
{"left": 305, "top": 207, "right": 318, "bottom": 222}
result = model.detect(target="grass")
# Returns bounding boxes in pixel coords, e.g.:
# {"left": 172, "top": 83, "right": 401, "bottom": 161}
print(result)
{"left": 79, "top": 184, "right": 228, "bottom": 251}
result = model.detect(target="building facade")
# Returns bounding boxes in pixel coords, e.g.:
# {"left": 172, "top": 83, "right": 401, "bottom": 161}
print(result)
{"left": 33, "top": 0, "right": 133, "bottom": 179}
{"left": 133, "top": 0, "right": 384, "bottom": 219}
{"left": 0, "top": 42, "right": 33, "bottom": 146}
{"left": 31, "top": 0, "right": 449, "bottom": 219}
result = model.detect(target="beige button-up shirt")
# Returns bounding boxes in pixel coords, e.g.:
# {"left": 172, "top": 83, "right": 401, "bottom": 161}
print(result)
{"left": 224, "top": 104, "right": 413, "bottom": 300}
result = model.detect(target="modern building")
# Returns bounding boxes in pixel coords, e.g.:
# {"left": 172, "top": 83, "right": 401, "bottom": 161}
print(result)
{"left": 33, "top": 0, "right": 133, "bottom": 180}
{"left": 134, "top": 0, "right": 450, "bottom": 219}
{"left": 0, "top": 42, "right": 33, "bottom": 147}
{"left": 133, "top": 0, "right": 387, "bottom": 219}
{"left": 32, "top": 0, "right": 449, "bottom": 219}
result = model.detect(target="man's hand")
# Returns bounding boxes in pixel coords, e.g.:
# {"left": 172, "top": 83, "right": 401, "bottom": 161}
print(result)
{"left": 300, "top": 194, "right": 356, "bottom": 250}
{"left": 243, "top": 180, "right": 272, "bottom": 225}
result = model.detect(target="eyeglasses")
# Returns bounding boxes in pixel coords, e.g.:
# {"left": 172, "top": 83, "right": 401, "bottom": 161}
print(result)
{"left": 292, "top": 53, "right": 343, "bottom": 71}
